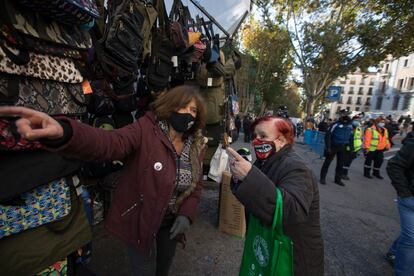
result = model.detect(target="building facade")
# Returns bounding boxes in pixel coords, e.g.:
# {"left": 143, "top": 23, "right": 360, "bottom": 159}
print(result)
{"left": 371, "top": 53, "right": 414, "bottom": 117}
{"left": 327, "top": 72, "right": 377, "bottom": 119}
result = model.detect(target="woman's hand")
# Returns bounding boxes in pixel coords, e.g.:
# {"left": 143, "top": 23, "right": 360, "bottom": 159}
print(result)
{"left": 0, "top": 106, "right": 64, "bottom": 140}
{"left": 227, "top": 147, "right": 252, "bottom": 181}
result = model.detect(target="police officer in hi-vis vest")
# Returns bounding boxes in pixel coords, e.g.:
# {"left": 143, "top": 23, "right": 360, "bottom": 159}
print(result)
{"left": 363, "top": 117, "right": 390, "bottom": 179}
{"left": 342, "top": 116, "right": 363, "bottom": 180}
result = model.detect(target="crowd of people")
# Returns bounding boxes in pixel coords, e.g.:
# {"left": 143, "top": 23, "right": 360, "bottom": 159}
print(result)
{"left": 303, "top": 111, "right": 412, "bottom": 186}
{"left": 300, "top": 110, "right": 414, "bottom": 275}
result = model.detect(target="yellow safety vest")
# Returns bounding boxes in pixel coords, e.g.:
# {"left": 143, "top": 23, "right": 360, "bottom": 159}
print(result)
{"left": 353, "top": 128, "right": 362, "bottom": 152}
{"left": 367, "top": 127, "right": 388, "bottom": 151}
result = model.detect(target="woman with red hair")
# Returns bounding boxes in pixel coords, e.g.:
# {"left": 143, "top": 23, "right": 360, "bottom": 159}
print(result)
{"left": 228, "top": 116, "right": 324, "bottom": 276}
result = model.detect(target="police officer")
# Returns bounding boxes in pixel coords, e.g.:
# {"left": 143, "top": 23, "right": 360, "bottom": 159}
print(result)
{"left": 363, "top": 117, "right": 390, "bottom": 179}
{"left": 342, "top": 116, "right": 363, "bottom": 180}
{"left": 320, "top": 109, "right": 353, "bottom": 186}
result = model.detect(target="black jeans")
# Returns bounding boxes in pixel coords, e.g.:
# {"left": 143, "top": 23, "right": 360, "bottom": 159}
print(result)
{"left": 320, "top": 144, "right": 347, "bottom": 181}
{"left": 127, "top": 215, "right": 177, "bottom": 276}
{"left": 343, "top": 151, "right": 357, "bottom": 176}
{"left": 244, "top": 131, "right": 251, "bottom": 143}
{"left": 364, "top": 150, "right": 384, "bottom": 175}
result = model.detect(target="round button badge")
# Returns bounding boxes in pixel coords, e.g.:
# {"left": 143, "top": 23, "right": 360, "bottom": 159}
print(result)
{"left": 154, "top": 162, "right": 163, "bottom": 171}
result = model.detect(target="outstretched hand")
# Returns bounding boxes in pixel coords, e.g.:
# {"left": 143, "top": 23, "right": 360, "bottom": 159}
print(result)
{"left": 227, "top": 147, "right": 252, "bottom": 181}
{"left": 0, "top": 106, "right": 64, "bottom": 140}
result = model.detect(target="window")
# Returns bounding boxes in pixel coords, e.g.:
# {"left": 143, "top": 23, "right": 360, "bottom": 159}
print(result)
{"left": 365, "top": 98, "right": 371, "bottom": 106}
{"left": 409, "top": 78, "right": 414, "bottom": 90}
{"left": 358, "top": 87, "right": 364, "bottom": 95}
{"left": 349, "top": 87, "right": 354, "bottom": 94}
{"left": 385, "top": 63, "right": 390, "bottom": 73}
{"left": 368, "top": 87, "right": 373, "bottom": 95}
{"left": 339, "top": 78, "right": 346, "bottom": 84}
{"left": 392, "top": 95, "right": 400, "bottom": 110}
{"left": 336, "top": 106, "right": 341, "bottom": 113}
{"left": 350, "top": 77, "right": 356, "bottom": 85}
{"left": 375, "top": 96, "right": 383, "bottom": 109}
{"left": 347, "top": 97, "right": 352, "bottom": 104}
{"left": 355, "top": 107, "right": 360, "bottom": 111}
{"left": 369, "top": 78, "right": 375, "bottom": 85}
{"left": 339, "top": 96, "right": 343, "bottom": 104}
{"left": 361, "top": 77, "right": 366, "bottom": 85}
{"left": 398, "top": 79, "right": 404, "bottom": 90}
{"left": 356, "top": 97, "right": 362, "bottom": 105}
{"left": 402, "top": 94, "right": 412, "bottom": 110}
{"left": 404, "top": 59, "right": 408, "bottom": 67}
{"left": 379, "top": 82, "right": 386, "bottom": 94}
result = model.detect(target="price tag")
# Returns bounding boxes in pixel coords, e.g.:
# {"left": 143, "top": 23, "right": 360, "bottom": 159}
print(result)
{"left": 207, "top": 78, "right": 213, "bottom": 87}
{"left": 82, "top": 80, "right": 93, "bottom": 94}
{"left": 172, "top": 56, "right": 178, "bottom": 67}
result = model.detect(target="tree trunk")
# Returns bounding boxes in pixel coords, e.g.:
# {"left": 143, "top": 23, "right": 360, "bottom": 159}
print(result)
{"left": 305, "top": 98, "right": 315, "bottom": 117}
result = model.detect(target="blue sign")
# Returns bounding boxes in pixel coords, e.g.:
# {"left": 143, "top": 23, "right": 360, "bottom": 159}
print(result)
{"left": 326, "top": 86, "right": 342, "bottom": 101}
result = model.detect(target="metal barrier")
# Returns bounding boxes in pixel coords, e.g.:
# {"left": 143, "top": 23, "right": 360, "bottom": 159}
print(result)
{"left": 303, "top": 129, "right": 326, "bottom": 157}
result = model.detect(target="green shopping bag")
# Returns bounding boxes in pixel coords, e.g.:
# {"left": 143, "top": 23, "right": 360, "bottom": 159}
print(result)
{"left": 239, "top": 188, "right": 294, "bottom": 276}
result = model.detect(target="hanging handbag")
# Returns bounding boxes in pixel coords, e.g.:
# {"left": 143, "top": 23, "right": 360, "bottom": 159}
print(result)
{"left": 0, "top": 43, "right": 84, "bottom": 83}
{"left": 99, "top": 0, "right": 157, "bottom": 77}
{"left": 0, "top": 74, "right": 87, "bottom": 116}
{"left": 170, "top": 21, "right": 189, "bottom": 52}
{"left": 196, "top": 64, "right": 224, "bottom": 88}
{"left": 147, "top": 0, "right": 174, "bottom": 92}
{"left": 0, "top": 190, "right": 92, "bottom": 276}
{"left": 192, "top": 40, "right": 206, "bottom": 62}
{"left": 200, "top": 86, "right": 225, "bottom": 125}
{"left": 0, "top": 177, "right": 73, "bottom": 239}
{"left": 88, "top": 79, "right": 115, "bottom": 116}
{"left": 0, "top": 151, "right": 82, "bottom": 203}
{"left": 239, "top": 188, "right": 294, "bottom": 276}
{"left": 1, "top": 0, "right": 92, "bottom": 49}
{"left": 111, "top": 82, "right": 138, "bottom": 113}
{"left": 1, "top": 25, "right": 84, "bottom": 59}
{"left": 17, "top": 0, "right": 100, "bottom": 26}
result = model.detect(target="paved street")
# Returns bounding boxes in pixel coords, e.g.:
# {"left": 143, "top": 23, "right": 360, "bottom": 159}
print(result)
{"left": 88, "top": 133, "right": 402, "bottom": 276}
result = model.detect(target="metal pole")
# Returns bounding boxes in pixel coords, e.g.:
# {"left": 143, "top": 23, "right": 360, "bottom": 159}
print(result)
{"left": 187, "top": 0, "right": 231, "bottom": 38}
{"left": 231, "top": 11, "right": 249, "bottom": 39}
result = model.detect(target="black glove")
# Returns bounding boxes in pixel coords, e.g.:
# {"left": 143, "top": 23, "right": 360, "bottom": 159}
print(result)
{"left": 170, "top": 216, "right": 190, "bottom": 240}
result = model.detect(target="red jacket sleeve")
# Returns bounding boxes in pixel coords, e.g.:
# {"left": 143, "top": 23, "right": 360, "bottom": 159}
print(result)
{"left": 47, "top": 118, "right": 142, "bottom": 162}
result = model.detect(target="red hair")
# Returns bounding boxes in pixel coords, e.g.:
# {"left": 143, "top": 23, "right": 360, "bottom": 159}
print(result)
{"left": 251, "top": 116, "right": 295, "bottom": 144}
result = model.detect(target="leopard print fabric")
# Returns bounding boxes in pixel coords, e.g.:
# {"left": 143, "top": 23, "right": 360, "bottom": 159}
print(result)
{"left": 0, "top": 45, "right": 83, "bottom": 83}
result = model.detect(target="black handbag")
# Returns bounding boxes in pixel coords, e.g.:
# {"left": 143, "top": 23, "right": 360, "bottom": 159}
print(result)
{"left": 0, "top": 151, "right": 81, "bottom": 203}
{"left": 147, "top": 0, "right": 174, "bottom": 92}
{"left": 88, "top": 79, "right": 115, "bottom": 116}
{"left": 99, "top": 0, "right": 157, "bottom": 77}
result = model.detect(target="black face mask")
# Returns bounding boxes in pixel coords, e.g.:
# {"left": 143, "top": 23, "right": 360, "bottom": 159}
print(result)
{"left": 341, "top": 116, "right": 351, "bottom": 123}
{"left": 169, "top": 112, "right": 195, "bottom": 133}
